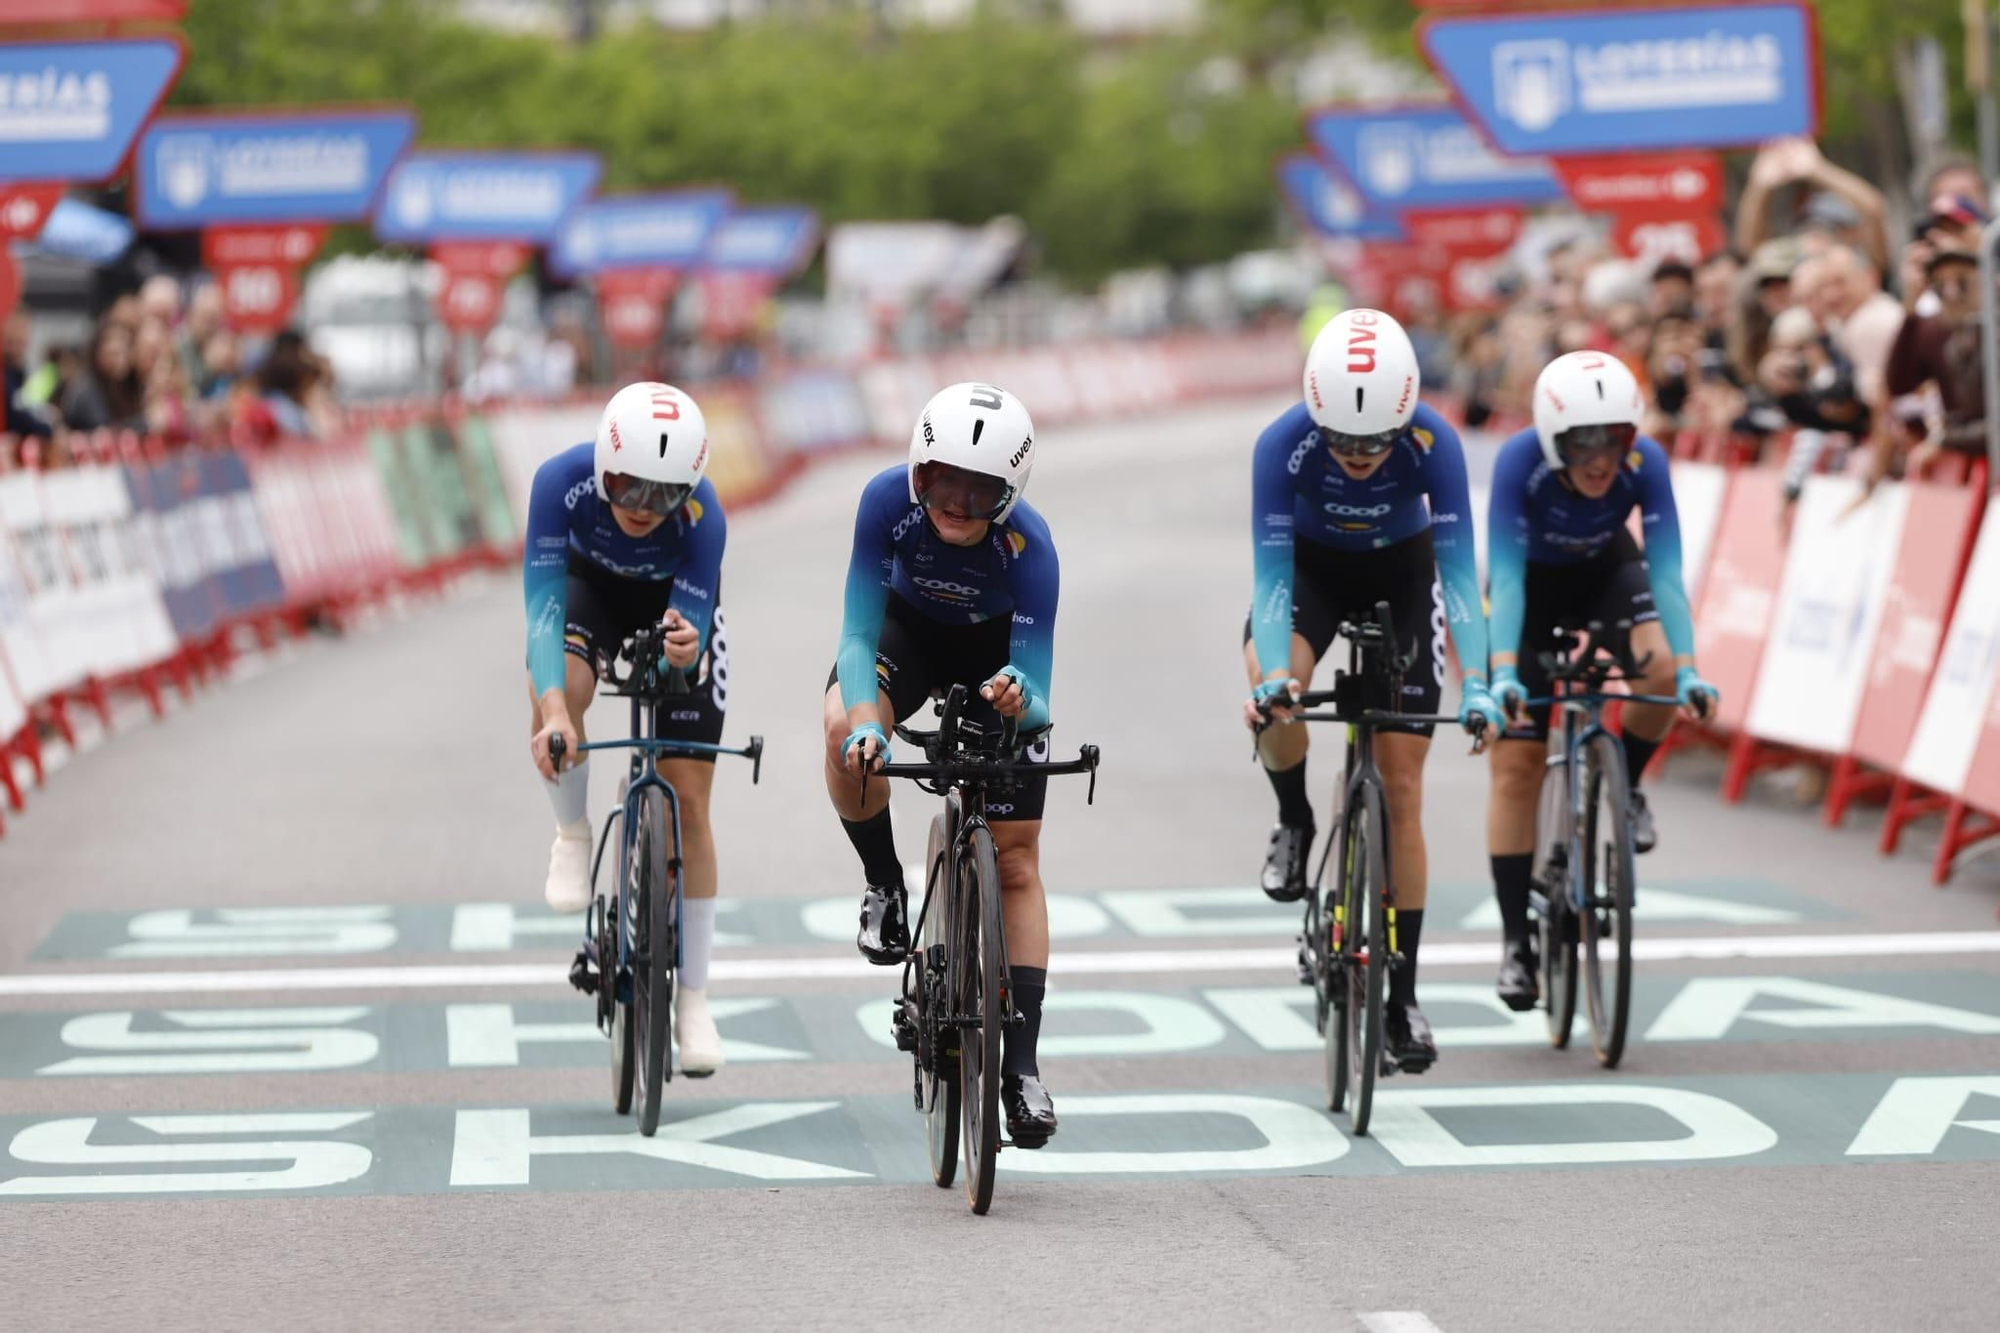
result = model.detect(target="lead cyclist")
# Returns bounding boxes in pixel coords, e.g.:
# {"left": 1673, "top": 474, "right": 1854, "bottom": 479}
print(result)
{"left": 1246, "top": 308, "right": 1502, "bottom": 1074}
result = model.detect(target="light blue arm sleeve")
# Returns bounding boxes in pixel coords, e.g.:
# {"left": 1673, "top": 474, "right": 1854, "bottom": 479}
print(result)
{"left": 523, "top": 456, "right": 573, "bottom": 696}
{"left": 836, "top": 481, "right": 895, "bottom": 713}
{"left": 1004, "top": 529, "right": 1059, "bottom": 732}
{"left": 1421, "top": 417, "right": 1489, "bottom": 683}
{"left": 1486, "top": 435, "right": 1535, "bottom": 663}
{"left": 1250, "top": 411, "right": 1302, "bottom": 678}
{"left": 1635, "top": 440, "right": 1697, "bottom": 659}
{"left": 666, "top": 482, "right": 725, "bottom": 659}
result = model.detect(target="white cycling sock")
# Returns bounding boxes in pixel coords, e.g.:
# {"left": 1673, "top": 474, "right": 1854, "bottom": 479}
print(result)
{"left": 547, "top": 757, "right": 590, "bottom": 828}
{"left": 680, "top": 896, "right": 717, "bottom": 991}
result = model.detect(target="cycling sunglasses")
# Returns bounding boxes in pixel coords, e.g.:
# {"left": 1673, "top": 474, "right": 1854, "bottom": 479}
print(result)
{"left": 1555, "top": 422, "right": 1637, "bottom": 463}
{"left": 1322, "top": 426, "right": 1403, "bottom": 459}
{"left": 604, "top": 472, "right": 693, "bottom": 519}
{"left": 914, "top": 461, "right": 1012, "bottom": 520}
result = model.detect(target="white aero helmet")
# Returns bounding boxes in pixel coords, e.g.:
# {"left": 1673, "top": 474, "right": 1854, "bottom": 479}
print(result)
{"left": 1302, "top": 307, "right": 1419, "bottom": 454}
{"left": 907, "top": 381, "right": 1035, "bottom": 523}
{"left": 594, "top": 381, "right": 709, "bottom": 517}
{"left": 1531, "top": 351, "right": 1644, "bottom": 470}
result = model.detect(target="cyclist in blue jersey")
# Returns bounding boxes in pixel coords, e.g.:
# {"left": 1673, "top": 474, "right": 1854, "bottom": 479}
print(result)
{"left": 523, "top": 382, "right": 731, "bottom": 1074}
{"left": 1246, "top": 308, "right": 1501, "bottom": 1073}
{"left": 1484, "top": 351, "right": 1718, "bottom": 1010}
{"left": 822, "top": 382, "right": 1061, "bottom": 1147}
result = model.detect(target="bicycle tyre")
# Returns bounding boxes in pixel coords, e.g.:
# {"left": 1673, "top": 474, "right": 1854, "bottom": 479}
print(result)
{"left": 1345, "top": 780, "right": 1389, "bottom": 1137}
{"left": 1581, "top": 733, "right": 1636, "bottom": 1068}
{"left": 1317, "top": 889, "right": 1345, "bottom": 1114}
{"left": 603, "top": 890, "right": 634, "bottom": 1115}
{"left": 634, "top": 786, "right": 673, "bottom": 1138}
{"left": 1534, "top": 757, "right": 1578, "bottom": 1049}
{"left": 921, "top": 813, "right": 960, "bottom": 1189}
{"left": 959, "top": 823, "right": 1003, "bottom": 1215}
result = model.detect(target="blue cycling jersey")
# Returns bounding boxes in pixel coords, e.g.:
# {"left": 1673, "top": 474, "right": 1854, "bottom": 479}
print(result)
{"left": 1485, "top": 428, "right": 1694, "bottom": 661}
{"left": 522, "top": 441, "right": 726, "bottom": 695}
{"left": 836, "top": 466, "right": 1059, "bottom": 730}
{"left": 1250, "top": 400, "right": 1487, "bottom": 682}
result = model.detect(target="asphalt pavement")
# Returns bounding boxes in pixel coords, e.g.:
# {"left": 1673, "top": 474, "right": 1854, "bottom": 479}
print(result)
{"left": 3, "top": 397, "right": 1999, "bottom": 1331}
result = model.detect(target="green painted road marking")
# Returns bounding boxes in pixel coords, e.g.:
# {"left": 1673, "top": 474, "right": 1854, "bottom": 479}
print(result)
{"left": 4, "top": 971, "right": 1999, "bottom": 1080}
{"left": 27, "top": 879, "right": 1831, "bottom": 961}
{"left": 6, "top": 1073, "right": 2000, "bottom": 1199}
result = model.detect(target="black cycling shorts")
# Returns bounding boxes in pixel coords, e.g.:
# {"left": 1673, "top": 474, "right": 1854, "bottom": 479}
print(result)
{"left": 562, "top": 559, "right": 728, "bottom": 760}
{"left": 1241, "top": 530, "right": 1445, "bottom": 737}
{"left": 1506, "top": 528, "right": 1656, "bottom": 742}
{"left": 826, "top": 594, "right": 1049, "bottom": 821}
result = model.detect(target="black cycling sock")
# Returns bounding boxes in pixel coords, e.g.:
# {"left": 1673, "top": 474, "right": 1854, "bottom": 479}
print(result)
{"left": 840, "top": 808, "right": 904, "bottom": 891}
{"left": 1264, "top": 758, "right": 1315, "bottom": 829}
{"left": 1492, "top": 854, "right": 1533, "bottom": 942}
{"left": 1622, "top": 732, "right": 1662, "bottom": 790}
{"left": 1003, "top": 966, "right": 1046, "bottom": 1078}
{"left": 1391, "top": 908, "right": 1424, "bottom": 1008}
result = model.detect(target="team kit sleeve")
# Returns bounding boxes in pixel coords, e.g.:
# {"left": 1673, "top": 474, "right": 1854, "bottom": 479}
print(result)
{"left": 1003, "top": 521, "right": 1060, "bottom": 732}
{"left": 1419, "top": 413, "right": 1489, "bottom": 683}
{"left": 1484, "top": 432, "right": 1537, "bottom": 664}
{"left": 666, "top": 480, "right": 727, "bottom": 658}
{"left": 522, "top": 452, "right": 576, "bottom": 697}
{"left": 1635, "top": 440, "right": 1698, "bottom": 659}
{"left": 835, "top": 474, "right": 899, "bottom": 713}
{"left": 1249, "top": 410, "right": 1303, "bottom": 679}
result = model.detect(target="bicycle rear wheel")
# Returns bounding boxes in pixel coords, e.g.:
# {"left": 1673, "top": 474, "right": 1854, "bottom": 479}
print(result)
{"left": 1342, "top": 781, "right": 1389, "bottom": 1137}
{"left": 600, "top": 890, "right": 634, "bottom": 1115}
{"left": 633, "top": 786, "right": 674, "bottom": 1138}
{"left": 1580, "top": 733, "right": 1636, "bottom": 1068}
{"left": 958, "top": 823, "right": 1003, "bottom": 1215}
{"left": 921, "top": 814, "right": 960, "bottom": 1189}
{"left": 1534, "top": 756, "right": 1578, "bottom": 1049}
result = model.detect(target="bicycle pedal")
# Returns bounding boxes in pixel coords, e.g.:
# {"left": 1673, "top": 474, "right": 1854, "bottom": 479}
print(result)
{"left": 567, "top": 951, "right": 598, "bottom": 996}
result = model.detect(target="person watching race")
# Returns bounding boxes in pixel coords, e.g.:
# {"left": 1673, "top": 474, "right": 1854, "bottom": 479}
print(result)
{"left": 822, "top": 382, "right": 1062, "bottom": 1147}
{"left": 523, "top": 381, "right": 731, "bottom": 1076}
{"left": 1484, "top": 351, "right": 1718, "bottom": 1012}
{"left": 1246, "top": 307, "right": 1501, "bottom": 1073}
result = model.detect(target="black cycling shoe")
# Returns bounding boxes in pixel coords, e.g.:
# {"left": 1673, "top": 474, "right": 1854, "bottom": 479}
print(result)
{"left": 1628, "top": 789, "right": 1658, "bottom": 855}
{"left": 1261, "top": 824, "right": 1314, "bottom": 903}
{"left": 1003, "top": 1073, "right": 1058, "bottom": 1148}
{"left": 1385, "top": 1002, "right": 1438, "bottom": 1073}
{"left": 1496, "top": 936, "right": 1539, "bottom": 1012}
{"left": 857, "top": 883, "right": 910, "bottom": 965}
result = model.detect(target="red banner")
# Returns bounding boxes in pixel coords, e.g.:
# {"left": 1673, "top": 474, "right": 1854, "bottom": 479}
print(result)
{"left": 9, "top": 0, "right": 188, "bottom": 17}
{"left": 430, "top": 241, "right": 531, "bottom": 279}
{"left": 697, "top": 271, "right": 777, "bottom": 341}
{"left": 1556, "top": 152, "right": 1723, "bottom": 214}
{"left": 203, "top": 224, "right": 328, "bottom": 269}
{"left": 436, "top": 272, "right": 504, "bottom": 334}
{"left": 216, "top": 262, "right": 300, "bottom": 336}
{"left": 598, "top": 268, "right": 678, "bottom": 349}
{"left": 1693, "top": 469, "right": 1789, "bottom": 733}
{"left": 0, "top": 184, "right": 62, "bottom": 243}
{"left": 1611, "top": 213, "right": 1728, "bottom": 267}
{"left": 1402, "top": 207, "right": 1522, "bottom": 258}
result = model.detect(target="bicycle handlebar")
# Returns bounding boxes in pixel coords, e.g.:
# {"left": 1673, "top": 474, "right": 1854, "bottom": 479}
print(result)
{"left": 1536, "top": 618, "right": 1653, "bottom": 688}
{"left": 597, "top": 621, "right": 695, "bottom": 700}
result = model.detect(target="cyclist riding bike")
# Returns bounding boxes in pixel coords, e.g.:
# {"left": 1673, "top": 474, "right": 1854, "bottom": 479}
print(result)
{"left": 1485, "top": 351, "right": 1717, "bottom": 1012}
{"left": 1246, "top": 307, "right": 1500, "bottom": 1073}
{"left": 822, "top": 381, "right": 1061, "bottom": 1147}
{"left": 524, "top": 381, "right": 732, "bottom": 1075}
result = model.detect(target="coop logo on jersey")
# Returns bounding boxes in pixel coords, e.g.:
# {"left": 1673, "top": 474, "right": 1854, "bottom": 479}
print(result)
{"left": 913, "top": 576, "right": 977, "bottom": 601}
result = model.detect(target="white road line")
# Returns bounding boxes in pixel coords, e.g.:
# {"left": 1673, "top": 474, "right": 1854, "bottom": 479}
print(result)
{"left": 1, "top": 930, "right": 1999, "bottom": 998}
{"left": 1360, "top": 1313, "right": 1443, "bottom": 1333}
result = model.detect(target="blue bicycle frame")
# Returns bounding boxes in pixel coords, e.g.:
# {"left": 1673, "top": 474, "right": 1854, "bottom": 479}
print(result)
{"left": 1524, "top": 687, "right": 1678, "bottom": 918}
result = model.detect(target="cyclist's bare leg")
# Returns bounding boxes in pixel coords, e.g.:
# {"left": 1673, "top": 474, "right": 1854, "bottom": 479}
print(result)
{"left": 1487, "top": 738, "right": 1544, "bottom": 858}
{"left": 1242, "top": 633, "right": 1319, "bottom": 781}
{"left": 1621, "top": 618, "right": 1678, "bottom": 748}
{"left": 990, "top": 820, "right": 1047, "bottom": 969}
{"left": 525, "top": 652, "right": 598, "bottom": 752}
{"left": 659, "top": 756, "right": 717, "bottom": 900}
{"left": 822, "top": 683, "right": 896, "bottom": 820}
{"left": 1376, "top": 731, "right": 1431, "bottom": 910}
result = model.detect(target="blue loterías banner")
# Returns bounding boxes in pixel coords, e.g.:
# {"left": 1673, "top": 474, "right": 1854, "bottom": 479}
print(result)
{"left": 136, "top": 108, "right": 416, "bottom": 228}
{"left": 1274, "top": 152, "right": 1404, "bottom": 241}
{"left": 550, "top": 188, "right": 734, "bottom": 276}
{"left": 1305, "top": 104, "right": 1562, "bottom": 211}
{"left": 1421, "top": 2, "right": 1819, "bottom": 155}
{"left": 0, "top": 39, "right": 183, "bottom": 185}
{"left": 373, "top": 150, "right": 602, "bottom": 244}
{"left": 703, "top": 205, "right": 820, "bottom": 276}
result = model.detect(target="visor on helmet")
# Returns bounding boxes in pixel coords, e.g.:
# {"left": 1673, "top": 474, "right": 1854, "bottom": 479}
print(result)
{"left": 1554, "top": 422, "right": 1638, "bottom": 465}
{"left": 604, "top": 472, "right": 693, "bottom": 519}
{"left": 914, "top": 460, "right": 1012, "bottom": 520}
{"left": 1323, "top": 426, "right": 1403, "bottom": 459}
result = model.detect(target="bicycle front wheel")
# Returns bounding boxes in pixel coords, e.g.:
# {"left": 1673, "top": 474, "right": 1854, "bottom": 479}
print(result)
{"left": 1342, "top": 780, "right": 1389, "bottom": 1137}
{"left": 633, "top": 786, "right": 674, "bottom": 1138}
{"left": 1581, "top": 733, "right": 1636, "bottom": 1068}
{"left": 1534, "top": 756, "right": 1578, "bottom": 1049}
{"left": 958, "top": 824, "right": 1003, "bottom": 1215}
{"left": 921, "top": 814, "right": 960, "bottom": 1189}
